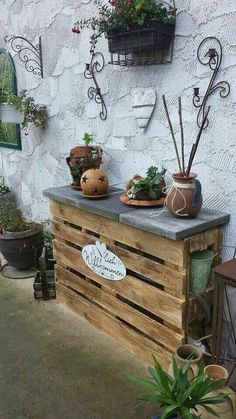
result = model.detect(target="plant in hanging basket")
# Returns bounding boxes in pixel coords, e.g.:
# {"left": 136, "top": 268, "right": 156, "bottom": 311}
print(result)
{"left": 0, "top": 189, "right": 43, "bottom": 269}
{"left": 66, "top": 133, "right": 103, "bottom": 189}
{"left": 0, "top": 90, "right": 48, "bottom": 134}
{"left": 73, "top": 0, "right": 176, "bottom": 54}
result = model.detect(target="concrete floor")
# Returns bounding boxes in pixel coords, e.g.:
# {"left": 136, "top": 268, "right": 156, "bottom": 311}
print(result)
{"left": 0, "top": 274, "right": 158, "bottom": 419}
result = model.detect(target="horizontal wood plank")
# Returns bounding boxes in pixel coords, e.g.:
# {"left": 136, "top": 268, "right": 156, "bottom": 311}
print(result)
{"left": 52, "top": 220, "right": 186, "bottom": 296}
{"left": 53, "top": 239, "right": 185, "bottom": 329}
{"left": 50, "top": 200, "right": 185, "bottom": 267}
{"left": 56, "top": 265, "right": 184, "bottom": 350}
{"left": 186, "top": 228, "right": 221, "bottom": 253}
{"left": 57, "top": 282, "right": 172, "bottom": 369}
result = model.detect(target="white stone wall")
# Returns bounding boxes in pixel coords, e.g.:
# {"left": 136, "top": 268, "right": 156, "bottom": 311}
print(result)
{"left": 0, "top": 0, "right": 236, "bottom": 259}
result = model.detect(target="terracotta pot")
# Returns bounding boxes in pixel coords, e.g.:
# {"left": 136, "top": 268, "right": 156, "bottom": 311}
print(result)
{"left": 195, "top": 365, "right": 236, "bottom": 418}
{"left": 66, "top": 146, "right": 103, "bottom": 188}
{"left": 169, "top": 344, "right": 202, "bottom": 380}
{"left": 166, "top": 173, "right": 202, "bottom": 218}
{"left": 80, "top": 168, "right": 109, "bottom": 197}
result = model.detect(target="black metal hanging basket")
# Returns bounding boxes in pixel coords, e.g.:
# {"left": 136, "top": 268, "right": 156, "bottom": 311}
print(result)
{"left": 107, "top": 19, "right": 175, "bottom": 65}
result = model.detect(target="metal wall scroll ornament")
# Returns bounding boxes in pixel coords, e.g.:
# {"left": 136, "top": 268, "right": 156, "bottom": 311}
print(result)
{"left": 84, "top": 49, "right": 107, "bottom": 121}
{"left": 4, "top": 35, "right": 43, "bottom": 78}
{"left": 193, "top": 37, "right": 230, "bottom": 129}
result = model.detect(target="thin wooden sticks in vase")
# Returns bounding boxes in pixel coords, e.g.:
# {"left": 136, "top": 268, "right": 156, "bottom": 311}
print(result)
{"left": 162, "top": 95, "right": 210, "bottom": 177}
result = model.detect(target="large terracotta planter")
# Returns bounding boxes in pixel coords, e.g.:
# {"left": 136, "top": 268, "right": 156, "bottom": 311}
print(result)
{"left": 169, "top": 344, "right": 202, "bottom": 380}
{"left": 166, "top": 173, "right": 202, "bottom": 218}
{"left": 0, "top": 224, "right": 44, "bottom": 269}
{"left": 66, "top": 146, "right": 103, "bottom": 189}
{"left": 195, "top": 365, "right": 236, "bottom": 418}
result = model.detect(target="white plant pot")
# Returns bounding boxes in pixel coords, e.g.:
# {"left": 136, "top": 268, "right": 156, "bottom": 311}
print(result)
{"left": 0, "top": 104, "right": 24, "bottom": 124}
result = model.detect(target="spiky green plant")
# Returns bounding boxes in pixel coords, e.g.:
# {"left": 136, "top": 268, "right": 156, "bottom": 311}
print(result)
{"left": 131, "top": 166, "right": 166, "bottom": 200}
{"left": 127, "top": 356, "right": 229, "bottom": 419}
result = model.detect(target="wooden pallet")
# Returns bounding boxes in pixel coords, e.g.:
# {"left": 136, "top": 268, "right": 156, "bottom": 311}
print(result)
{"left": 50, "top": 200, "right": 222, "bottom": 369}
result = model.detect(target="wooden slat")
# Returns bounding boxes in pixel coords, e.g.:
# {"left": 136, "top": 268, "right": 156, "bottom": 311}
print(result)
{"left": 57, "top": 282, "right": 172, "bottom": 369}
{"left": 50, "top": 200, "right": 185, "bottom": 267}
{"left": 186, "top": 228, "right": 221, "bottom": 253}
{"left": 53, "top": 239, "right": 185, "bottom": 329}
{"left": 56, "top": 265, "right": 184, "bottom": 350}
{"left": 52, "top": 220, "right": 186, "bottom": 297}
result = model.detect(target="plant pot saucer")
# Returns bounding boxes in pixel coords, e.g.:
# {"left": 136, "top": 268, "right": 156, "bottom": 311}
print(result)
{"left": 1, "top": 264, "right": 36, "bottom": 279}
{"left": 120, "top": 194, "right": 166, "bottom": 207}
{"left": 82, "top": 193, "right": 109, "bottom": 199}
{"left": 70, "top": 184, "right": 82, "bottom": 191}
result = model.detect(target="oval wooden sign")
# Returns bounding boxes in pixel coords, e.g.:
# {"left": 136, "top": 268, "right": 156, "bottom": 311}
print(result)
{"left": 82, "top": 241, "right": 126, "bottom": 281}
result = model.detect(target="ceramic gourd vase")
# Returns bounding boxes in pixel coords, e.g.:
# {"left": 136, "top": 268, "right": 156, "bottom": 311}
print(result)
{"left": 195, "top": 365, "right": 236, "bottom": 419}
{"left": 166, "top": 173, "right": 202, "bottom": 218}
{"left": 169, "top": 344, "right": 202, "bottom": 381}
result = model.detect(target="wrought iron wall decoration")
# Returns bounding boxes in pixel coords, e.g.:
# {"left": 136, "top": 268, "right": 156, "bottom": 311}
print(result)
{"left": 4, "top": 35, "right": 43, "bottom": 78}
{"left": 84, "top": 50, "right": 107, "bottom": 121}
{"left": 193, "top": 37, "right": 230, "bottom": 129}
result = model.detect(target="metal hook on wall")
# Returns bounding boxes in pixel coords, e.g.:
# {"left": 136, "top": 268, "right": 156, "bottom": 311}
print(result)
{"left": 84, "top": 49, "right": 107, "bottom": 121}
{"left": 193, "top": 37, "right": 230, "bottom": 129}
{"left": 4, "top": 35, "right": 43, "bottom": 78}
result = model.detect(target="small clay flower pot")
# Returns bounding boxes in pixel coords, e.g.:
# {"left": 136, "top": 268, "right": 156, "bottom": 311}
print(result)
{"left": 204, "top": 364, "right": 229, "bottom": 380}
{"left": 66, "top": 146, "right": 103, "bottom": 189}
{"left": 169, "top": 344, "right": 202, "bottom": 381}
{"left": 166, "top": 172, "right": 202, "bottom": 218}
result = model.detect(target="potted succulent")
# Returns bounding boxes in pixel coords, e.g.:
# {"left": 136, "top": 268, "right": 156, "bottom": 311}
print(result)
{"left": 0, "top": 89, "right": 48, "bottom": 135}
{"left": 73, "top": 0, "right": 176, "bottom": 55}
{"left": 66, "top": 133, "right": 103, "bottom": 189}
{"left": 0, "top": 188, "right": 43, "bottom": 269}
{"left": 127, "top": 356, "right": 229, "bottom": 419}
{"left": 122, "top": 166, "right": 166, "bottom": 204}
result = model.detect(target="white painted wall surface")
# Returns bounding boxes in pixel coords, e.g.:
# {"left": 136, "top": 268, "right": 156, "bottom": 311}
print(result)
{"left": 0, "top": 0, "right": 236, "bottom": 259}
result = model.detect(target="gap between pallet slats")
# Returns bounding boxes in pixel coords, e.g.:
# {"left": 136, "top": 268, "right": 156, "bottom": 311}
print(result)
{"left": 56, "top": 282, "right": 172, "bottom": 369}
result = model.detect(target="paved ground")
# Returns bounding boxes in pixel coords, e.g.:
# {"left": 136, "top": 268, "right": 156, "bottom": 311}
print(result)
{"left": 0, "top": 274, "right": 157, "bottom": 419}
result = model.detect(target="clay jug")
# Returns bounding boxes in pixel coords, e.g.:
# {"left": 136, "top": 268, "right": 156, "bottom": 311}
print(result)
{"left": 195, "top": 365, "right": 236, "bottom": 418}
{"left": 169, "top": 344, "right": 202, "bottom": 380}
{"left": 166, "top": 173, "right": 202, "bottom": 218}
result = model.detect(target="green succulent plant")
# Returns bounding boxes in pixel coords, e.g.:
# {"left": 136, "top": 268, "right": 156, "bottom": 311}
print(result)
{"left": 82, "top": 132, "right": 93, "bottom": 146}
{"left": 0, "top": 191, "right": 32, "bottom": 232}
{"left": 127, "top": 356, "right": 229, "bottom": 419}
{"left": 131, "top": 166, "right": 166, "bottom": 200}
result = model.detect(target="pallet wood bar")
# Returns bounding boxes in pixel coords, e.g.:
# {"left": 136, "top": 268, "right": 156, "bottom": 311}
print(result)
{"left": 44, "top": 186, "right": 229, "bottom": 369}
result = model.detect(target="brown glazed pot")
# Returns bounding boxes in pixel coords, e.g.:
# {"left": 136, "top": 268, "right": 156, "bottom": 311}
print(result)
{"left": 195, "top": 365, "right": 236, "bottom": 418}
{"left": 0, "top": 224, "right": 44, "bottom": 269}
{"left": 166, "top": 173, "right": 202, "bottom": 218}
{"left": 66, "top": 146, "right": 103, "bottom": 189}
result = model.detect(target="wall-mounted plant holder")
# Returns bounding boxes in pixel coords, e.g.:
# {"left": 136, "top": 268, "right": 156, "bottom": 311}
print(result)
{"left": 108, "top": 20, "right": 175, "bottom": 66}
{"left": 4, "top": 35, "right": 43, "bottom": 78}
{"left": 84, "top": 49, "right": 107, "bottom": 121}
{"left": 193, "top": 37, "right": 230, "bottom": 129}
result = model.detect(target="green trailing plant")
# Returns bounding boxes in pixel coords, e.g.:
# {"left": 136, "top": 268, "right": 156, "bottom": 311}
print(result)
{"left": 0, "top": 89, "right": 48, "bottom": 132}
{"left": 130, "top": 166, "right": 166, "bottom": 200}
{"left": 74, "top": 0, "right": 176, "bottom": 46}
{"left": 82, "top": 132, "right": 93, "bottom": 146}
{"left": 0, "top": 191, "right": 33, "bottom": 233}
{"left": 127, "top": 356, "right": 229, "bottom": 419}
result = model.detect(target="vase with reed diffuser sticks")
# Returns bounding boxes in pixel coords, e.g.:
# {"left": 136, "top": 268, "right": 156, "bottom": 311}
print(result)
{"left": 163, "top": 96, "right": 210, "bottom": 218}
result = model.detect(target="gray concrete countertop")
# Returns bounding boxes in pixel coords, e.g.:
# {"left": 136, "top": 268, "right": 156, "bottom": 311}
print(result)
{"left": 44, "top": 186, "right": 230, "bottom": 240}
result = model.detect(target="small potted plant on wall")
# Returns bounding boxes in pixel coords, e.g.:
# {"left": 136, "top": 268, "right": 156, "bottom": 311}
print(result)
{"left": 73, "top": 0, "right": 176, "bottom": 55}
{"left": 0, "top": 188, "right": 44, "bottom": 269}
{"left": 66, "top": 133, "right": 103, "bottom": 189}
{"left": 0, "top": 89, "right": 48, "bottom": 134}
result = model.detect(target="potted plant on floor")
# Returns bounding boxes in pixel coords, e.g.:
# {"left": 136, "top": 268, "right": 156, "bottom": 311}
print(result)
{"left": 0, "top": 89, "right": 48, "bottom": 135}
{"left": 66, "top": 133, "right": 103, "bottom": 189}
{"left": 127, "top": 356, "right": 229, "bottom": 418}
{"left": 0, "top": 189, "right": 44, "bottom": 269}
{"left": 73, "top": 0, "right": 176, "bottom": 55}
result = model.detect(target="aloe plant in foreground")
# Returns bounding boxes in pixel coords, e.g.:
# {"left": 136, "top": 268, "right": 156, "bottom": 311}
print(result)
{"left": 127, "top": 356, "right": 228, "bottom": 419}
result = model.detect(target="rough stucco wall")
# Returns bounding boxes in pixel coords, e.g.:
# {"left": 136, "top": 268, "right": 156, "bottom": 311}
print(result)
{"left": 0, "top": 0, "right": 236, "bottom": 259}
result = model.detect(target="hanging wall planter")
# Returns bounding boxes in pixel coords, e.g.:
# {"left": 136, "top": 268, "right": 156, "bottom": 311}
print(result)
{"left": 74, "top": 0, "right": 176, "bottom": 66}
{"left": 0, "top": 104, "right": 24, "bottom": 124}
